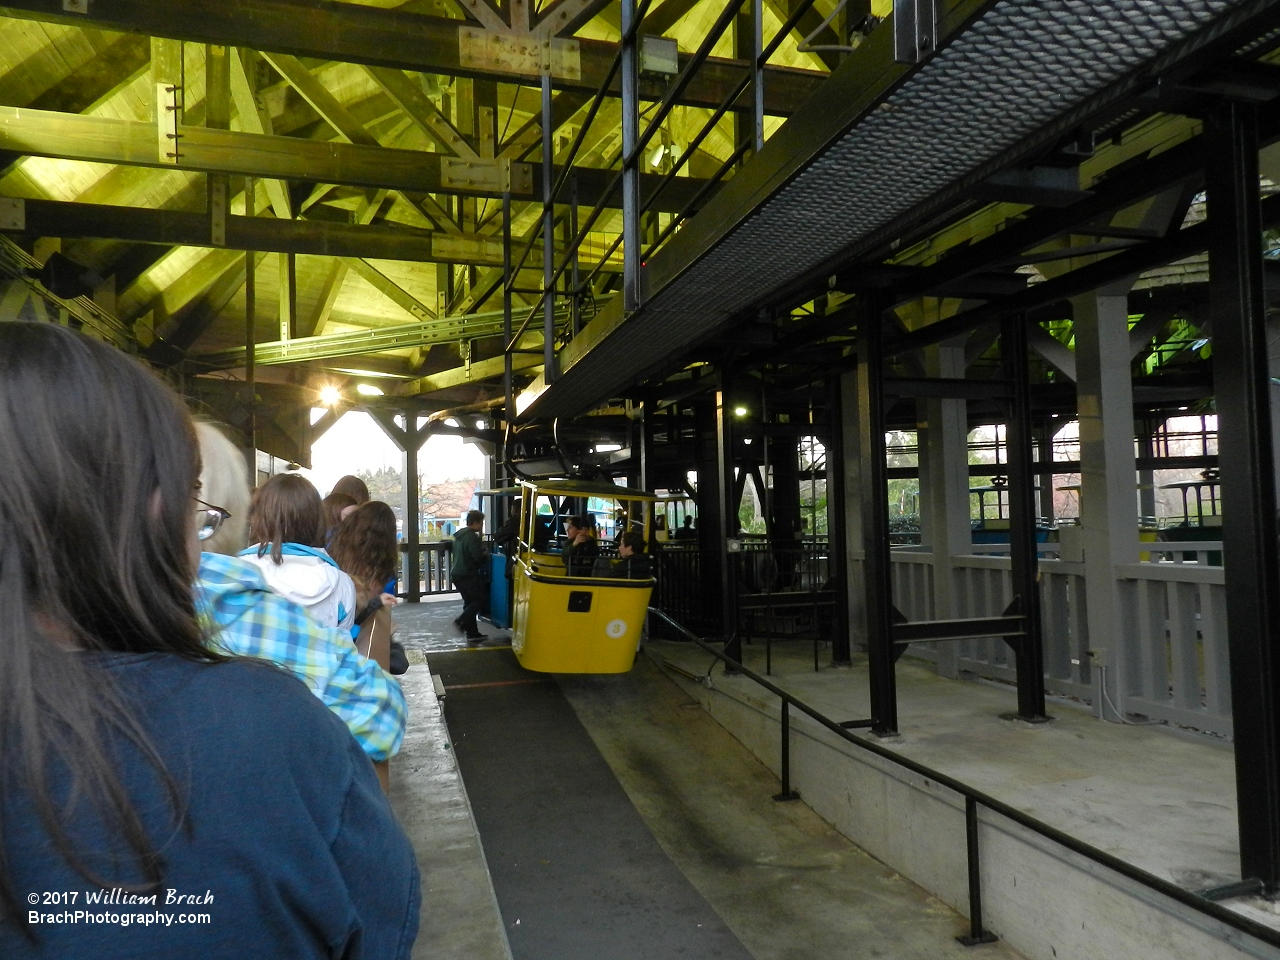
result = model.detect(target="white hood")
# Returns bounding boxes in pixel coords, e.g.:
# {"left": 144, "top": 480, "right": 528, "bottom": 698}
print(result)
{"left": 242, "top": 549, "right": 356, "bottom": 630}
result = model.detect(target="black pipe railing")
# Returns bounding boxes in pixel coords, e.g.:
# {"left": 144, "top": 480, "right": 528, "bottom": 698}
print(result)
{"left": 645, "top": 606, "right": 1280, "bottom": 952}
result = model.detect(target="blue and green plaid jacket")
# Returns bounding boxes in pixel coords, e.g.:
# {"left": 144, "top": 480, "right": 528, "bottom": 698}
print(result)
{"left": 196, "top": 552, "right": 407, "bottom": 762}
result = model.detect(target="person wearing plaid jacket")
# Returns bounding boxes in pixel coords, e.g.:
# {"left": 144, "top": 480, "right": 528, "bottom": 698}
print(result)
{"left": 196, "top": 551, "right": 407, "bottom": 763}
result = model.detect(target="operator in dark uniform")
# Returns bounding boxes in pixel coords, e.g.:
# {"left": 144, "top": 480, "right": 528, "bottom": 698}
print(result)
{"left": 451, "top": 509, "right": 489, "bottom": 643}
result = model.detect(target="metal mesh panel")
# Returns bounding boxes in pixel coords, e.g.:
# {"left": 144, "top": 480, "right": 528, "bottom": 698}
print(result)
{"left": 536, "top": 0, "right": 1255, "bottom": 418}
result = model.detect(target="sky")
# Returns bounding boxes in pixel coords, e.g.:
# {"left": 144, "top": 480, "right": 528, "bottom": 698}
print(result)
{"left": 301, "top": 410, "right": 487, "bottom": 497}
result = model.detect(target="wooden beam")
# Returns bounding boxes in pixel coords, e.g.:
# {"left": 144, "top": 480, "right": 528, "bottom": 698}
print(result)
{"left": 228, "top": 49, "right": 292, "bottom": 219}
{"left": 401, "top": 351, "right": 543, "bottom": 395}
{"left": 0, "top": 105, "right": 534, "bottom": 198}
{"left": 262, "top": 53, "right": 461, "bottom": 233}
{"left": 0, "top": 0, "right": 825, "bottom": 115}
{"left": 345, "top": 258, "right": 437, "bottom": 322}
{"left": 364, "top": 65, "right": 479, "bottom": 160}
{"left": 0, "top": 105, "right": 712, "bottom": 212}
{"left": 302, "top": 257, "right": 347, "bottom": 339}
{"left": 3, "top": 198, "right": 516, "bottom": 263}
{"left": 536, "top": 0, "right": 612, "bottom": 37}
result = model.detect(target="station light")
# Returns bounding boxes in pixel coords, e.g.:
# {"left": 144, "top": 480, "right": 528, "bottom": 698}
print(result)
{"left": 319, "top": 385, "right": 342, "bottom": 407}
{"left": 596, "top": 443, "right": 622, "bottom": 452}
{"left": 355, "top": 383, "right": 384, "bottom": 397}
{"left": 475, "top": 418, "right": 487, "bottom": 430}
{"left": 733, "top": 406, "right": 749, "bottom": 417}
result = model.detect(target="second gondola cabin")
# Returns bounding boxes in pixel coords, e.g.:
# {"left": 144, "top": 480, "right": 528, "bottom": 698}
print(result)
{"left": 512, "top": 479, "right": 657, "bottom": 674}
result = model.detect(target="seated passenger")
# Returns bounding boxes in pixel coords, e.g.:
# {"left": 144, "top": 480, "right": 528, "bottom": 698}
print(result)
{"left": 0, "top": 322, "right": 418, "bottom": 959}
{"left": 194, "top": 425, "right": 406, "bottom": 765}
{"left": 592, "top": 530, "right": 654, "bottom": 580}
{"left": 241, "top": 473, "right": 358, "bottom": 632}
{"left": 675, "top": 515, "right": 698, "bottom": 540}
{"left": 562, "top": 514, "right": 600, "bottom": 576}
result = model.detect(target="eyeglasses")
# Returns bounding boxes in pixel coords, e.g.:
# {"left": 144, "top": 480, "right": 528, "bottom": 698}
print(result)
{"left": 194, "top": 498, "right": 232, "bottom": 542}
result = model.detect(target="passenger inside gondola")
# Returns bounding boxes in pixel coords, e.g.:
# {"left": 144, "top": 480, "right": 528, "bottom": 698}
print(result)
{"left": 592, "top": 530, "right": 653, "bottom": 580}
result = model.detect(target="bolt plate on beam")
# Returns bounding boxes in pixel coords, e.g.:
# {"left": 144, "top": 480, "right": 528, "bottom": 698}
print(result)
{"left": 441, "top": 156, "right": 532, "bottom": 195}
{"left": 458, "top": 27, "right": 581, "bottom": 81}
{"left": 0, "top": 197, "right": 25, "bottom": 231}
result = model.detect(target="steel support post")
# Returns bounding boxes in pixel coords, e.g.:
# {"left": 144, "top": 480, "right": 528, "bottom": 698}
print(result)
{"left": 244, "top": 177, "right": 257, "bottom": 477}
{"left": 403, "top": 417, "right": 423, "bottom": 603}
{"left": 1207, "top": 100, "right": 1280, "bottom": 892}
{"left": 839, "top": 371, "right": 867, "bottom": 651}
{"left": 1002, "top": 314, "right": 1048, "bottom": 721}
{"left": 620, "top": 0, "right": 641, "bottom": 312}
{"left": 858, "top": 304, "right": 897, "bottom": 735}
{"left": 826, "top": 376, "right": 851, "bottom": 665}
{"left": 718, "top": 380, "right": 741, "bottom": 662}
{"left": 502, "top": 189, "right": 513, "bottom": 419}
{"left": 752, "top": 0, "right": 764, "bottom": 153}
{"left": 638, "top": 400, "right": 653, "bottom": 492}
{"left": 570, "top": 172, "right": 581, "bottom": 336}
{"left": 540, "top": 72, "right": 557, "bottom": 381}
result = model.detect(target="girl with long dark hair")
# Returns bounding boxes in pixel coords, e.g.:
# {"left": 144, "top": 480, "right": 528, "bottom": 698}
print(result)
{"left": 0, "top": 323, "right": 419, "bottom": 958}
{"left": 329, "top": 501, "right": 400, "bottom": 670}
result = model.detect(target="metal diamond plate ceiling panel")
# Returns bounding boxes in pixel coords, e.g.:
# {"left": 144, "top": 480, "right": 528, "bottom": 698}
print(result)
{"left": 527, "top": 0, "right": 1272, "bottom": 419}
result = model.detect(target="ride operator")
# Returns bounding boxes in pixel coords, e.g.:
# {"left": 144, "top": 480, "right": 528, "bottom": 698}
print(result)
{"left": 451, "top": 509, "right": 490, "bottom": 643}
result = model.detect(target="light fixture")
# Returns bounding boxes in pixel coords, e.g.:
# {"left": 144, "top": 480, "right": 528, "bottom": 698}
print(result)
{"left": 475, "top": 418, "right": 487, "bottom": 430}
{"left": 743, "top": 438, "right": 753, "bottom": 445}
{"left": 649, "top": 144, "right": 667, "bottom": 168}
{"left": 319, "top": 385, "right": 342, "bottom": 407}
{"left": 733, "top": 406, "right": 749, "bottom": 417}
{"left": 355, "top": 383, "right": 384, "bottom": 397}
{"left": 596, "top": 442, "right": 622, "bottom": 452}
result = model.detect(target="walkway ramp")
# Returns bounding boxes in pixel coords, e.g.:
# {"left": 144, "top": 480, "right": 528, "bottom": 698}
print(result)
{"left": 428, "top": 645, "right": 754, "bottom": 960}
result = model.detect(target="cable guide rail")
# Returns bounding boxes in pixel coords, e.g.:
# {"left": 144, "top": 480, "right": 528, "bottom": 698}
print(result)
{"left": 644, "top": 607, "right": 1280, "bottom": 951}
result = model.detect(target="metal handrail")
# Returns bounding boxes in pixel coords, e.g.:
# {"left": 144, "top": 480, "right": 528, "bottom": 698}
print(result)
{"left": 644, "top": 606, "right": 1280, "bottom": 951}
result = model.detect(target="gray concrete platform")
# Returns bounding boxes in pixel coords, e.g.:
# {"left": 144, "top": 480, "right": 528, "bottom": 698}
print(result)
{"left": 645, "top": 638, "right": 1280, "bottom": 960}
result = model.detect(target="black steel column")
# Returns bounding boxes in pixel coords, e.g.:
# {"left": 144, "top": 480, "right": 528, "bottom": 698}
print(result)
{"left": 502, "top": 189, "right": 513, "bottom": 419}
{"left": 620, "top": 0, "right": 641, "bottom": 312}
{"left": 718, "top": 378, "right": 741, "bottom": 661}
{"left": 1207, "top": 100, "right": 1280, "bottom": 892}
{"left": 540, "top": 72, "right": 557, "bottom": 381}
{"left": 826, "top": 376, "right": 851, "bottom": 665}
{"left": 858, "top": 303, "right": 897, "bottom": 735}
{"left": 1002, "top": 313, "right": 1048, "bottom": 721}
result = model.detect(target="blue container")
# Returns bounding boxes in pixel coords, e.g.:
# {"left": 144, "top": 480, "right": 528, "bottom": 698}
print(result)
{"left": 486, "top": 553, "right": 512, "bottom": 629}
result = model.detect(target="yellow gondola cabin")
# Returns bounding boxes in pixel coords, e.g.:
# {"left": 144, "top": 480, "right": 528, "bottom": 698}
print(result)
{"left": 511, "top": 479, "right": 657, "bottom": 674}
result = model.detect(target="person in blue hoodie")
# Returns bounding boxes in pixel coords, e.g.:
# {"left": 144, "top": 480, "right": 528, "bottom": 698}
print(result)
{"left": 0, "top": 322, "right": 418, "bottom": 960}
{"left": 240, "top": 473, "right": 358, "bottom": 632}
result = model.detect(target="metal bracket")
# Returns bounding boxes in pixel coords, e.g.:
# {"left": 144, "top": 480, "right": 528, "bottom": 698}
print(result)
{"left": 156, "top": 83, "right": 182, "bottom": 164}
{"left": 458, "top": 27, "right": 581, "bottom": 81}
{"left": 0, "top": 197, "right": 25, "bottom": 231}
{"left": 209, "top": 177, "right": 228, "bottom": 247}
{"left": 442, "top": 156, "right": 533, "bottom": 196}
{"left": 893, "top": 0, "right": 938, "bottom": 64}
